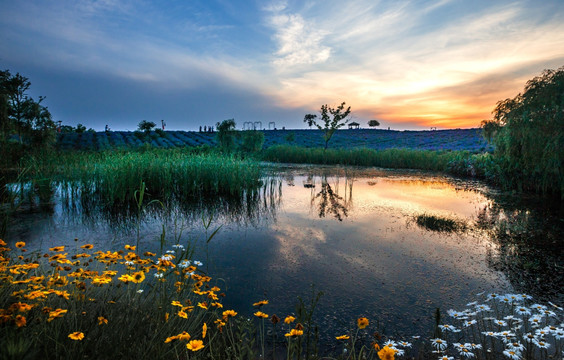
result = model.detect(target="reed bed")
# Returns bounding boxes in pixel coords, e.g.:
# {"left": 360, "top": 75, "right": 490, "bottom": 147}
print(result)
{"left": 261, "top": 145, "right": 470, "bottom": 172}
{"left": 25, "top": 149, "right": 262, "bottom": 208}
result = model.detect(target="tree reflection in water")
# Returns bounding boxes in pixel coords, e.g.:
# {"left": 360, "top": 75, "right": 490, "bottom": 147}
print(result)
{"left": 307, "top": 175, "right": 353, "bottom": 221}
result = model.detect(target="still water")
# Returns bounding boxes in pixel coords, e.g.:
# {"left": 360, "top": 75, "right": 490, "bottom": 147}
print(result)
{"left": 6, "top": 165, "right": 563, "bottom": 343}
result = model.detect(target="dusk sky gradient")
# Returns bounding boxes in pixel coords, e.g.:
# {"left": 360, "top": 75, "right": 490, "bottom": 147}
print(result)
{"left": 1, "top": 0, "right": 564, "bottom": 131}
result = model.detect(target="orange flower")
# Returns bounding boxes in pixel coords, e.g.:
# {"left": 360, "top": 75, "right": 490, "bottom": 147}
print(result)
{"left": 357, "top": 317, "right": 369, "bottom": 329}
{"left": 336, "top": 335, "right": 350, "bottom": 340}
{"left": 68, "top": 332, "right": 85, "bottom": 341}
{"left": 254, "top": 311, "right": 269, "bottom": 319}
{"left": 15, "top": 242, "right": 25, "bottom": 248}
{"left": 222, "top": 310, "right": 237, "bottom": 318}
{"left": 49, "top": 246, "right": 65, "bottom": 252}
{"left": 378, "top": 345, "right": 396, "bottom": 360}
{"left": 202, "top": 323, "right": 207, "bottom": 338}
{"left": 284, "top": 315, "right": 296, "bottom": 324}
{"left": 178, "top": 310, "right": 188, "bottom": 319}
{"left": 124, "top": 245, "right": 136, "bottom": 251}
{"left": 98, "top": 316, "right": 108, "bottom": 325}
{"left": 284, "top": 329, "right": 304, "bottom": 337}
{"left": 80, "top": 244, "right": 94, "bottom": 249}
{"left": 253, "top": 299, "right": 269, "bottom": 307}
{"left": 15, "top": 315, "right": 26, "bottom": 327}
{"left": 186, "top": 340, "right": 204, "bottom": 351}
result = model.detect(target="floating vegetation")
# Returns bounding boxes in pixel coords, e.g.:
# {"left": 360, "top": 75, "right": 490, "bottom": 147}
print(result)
{"left": 415, "top": 213, "right": 467, "bottom": 233}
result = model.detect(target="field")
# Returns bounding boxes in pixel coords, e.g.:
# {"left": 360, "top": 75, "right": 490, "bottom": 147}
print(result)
{"left": 56, "top": 128, "right": 492, "bottom": 153}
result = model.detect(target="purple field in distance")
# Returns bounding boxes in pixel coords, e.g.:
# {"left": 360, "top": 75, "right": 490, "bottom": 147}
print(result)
{"left": 57, "top": 128, "right": 492, "bottom": 153}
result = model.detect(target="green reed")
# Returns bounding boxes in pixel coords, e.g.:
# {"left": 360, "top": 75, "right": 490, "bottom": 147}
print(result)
{"left": 261, "top": 145, "right": 468, "bottom": 172}
{"left": 22, "top": 148, "right": 262, "bottom": 208}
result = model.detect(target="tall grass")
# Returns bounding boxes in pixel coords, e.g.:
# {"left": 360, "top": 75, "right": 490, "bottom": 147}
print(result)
{"left": 262, "top": 145, "right": 471, "bottom": 172}
{"left": 21, "top": 148, "right": 263, "bottom": 208}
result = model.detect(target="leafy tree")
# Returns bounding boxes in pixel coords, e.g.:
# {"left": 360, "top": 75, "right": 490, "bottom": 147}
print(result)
{"left": 216, "top": 118, "right": 237, "bottom": 151}
{"left": 240, "top": 130, "right": 264, "bottom": 153}
{"left": 481, "top": 66, "right": 564, "bottom": 196}
{"left": 368, "top": 119, "right": 380, "bottom": 128}
{"left": 75, "top": 123, "right": 87, "bottom": 133}
{"left": 0, "top": 69, "right": 55, "bottom": 147}
{"left": 137, "top": 120, "right": 156, "bottom": 133}
{"left": 303, "top": 102, "right": 351, "bottom": 149}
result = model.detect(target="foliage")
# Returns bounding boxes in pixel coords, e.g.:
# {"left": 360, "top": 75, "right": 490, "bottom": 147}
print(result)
{"left": 216, "top": 119, "right": 237, "bottom": 152}
{"left": 138, "top": 120, "right": 156, "bottom": 133}
{"left": 303, "top": 102, "right": 352, "bottom": 149}
{"left": 481, "top": 66, "right": 564, "bottom": 196}
{"left": 368, "top": 119, "right": 380, "bottom": 127}
{"left": 0, "top": 70, "right": 56, "bottom": 165}
{"left": 240, "top": 130, "right": 264, "bottom": 153}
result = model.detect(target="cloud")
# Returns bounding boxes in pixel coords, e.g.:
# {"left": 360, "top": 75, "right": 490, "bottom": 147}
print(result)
{"left": 265, "top": 5, "right": 331, "bottom": 68}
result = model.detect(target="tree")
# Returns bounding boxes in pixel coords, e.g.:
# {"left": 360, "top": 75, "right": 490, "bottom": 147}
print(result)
{"left": 75, "top": 123, "right": 87, "bottom": 133}
{"left": 137, "top": 120, "right": 156, "bottom": 133}
{"left": 481, "top": 66, "right": 564, "bottom": 196}
{"left": 368, "top": 119, "right": 380, "bottom": 128}
{"left": 0, "top": 70, "right": 55, "bottom": 147}
{"left": 216, "top": 118, "right": 237, "bottom": 151}
{"left": 303, "top": 102, "right": 351, "bottom": 149}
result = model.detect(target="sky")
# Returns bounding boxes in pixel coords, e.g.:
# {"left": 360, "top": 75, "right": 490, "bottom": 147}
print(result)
{"left": 1, "top": 0, "right": 564, "bottom": 131}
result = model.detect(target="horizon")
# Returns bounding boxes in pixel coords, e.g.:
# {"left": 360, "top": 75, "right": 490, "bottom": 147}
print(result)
{"left": 1, "top": 0, "right": 563, "bottom": 131}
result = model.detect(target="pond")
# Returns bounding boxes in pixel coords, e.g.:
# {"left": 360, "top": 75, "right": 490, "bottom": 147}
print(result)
{"left": 4, "top": 164, "right": 563, "bottom": 347}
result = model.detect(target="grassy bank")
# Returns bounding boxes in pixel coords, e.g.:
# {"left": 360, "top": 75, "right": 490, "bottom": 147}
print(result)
{"left": 2, "top": 239, "right": 563, "bottom": 360}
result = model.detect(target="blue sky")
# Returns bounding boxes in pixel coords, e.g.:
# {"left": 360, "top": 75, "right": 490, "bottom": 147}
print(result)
{"left": 1, "top": 0, "right": 563, "bottom": 131}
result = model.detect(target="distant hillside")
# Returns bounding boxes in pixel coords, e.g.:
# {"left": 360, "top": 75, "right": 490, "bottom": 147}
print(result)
{"left": 57, "top": 128, "right": 492, "bottom": 152}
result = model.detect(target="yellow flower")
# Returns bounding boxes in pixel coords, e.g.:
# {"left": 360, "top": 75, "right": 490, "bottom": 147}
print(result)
{"left": 177, "top": 331, "right": 191, "bottom": 341}
{"left": 197, "top": 302, "right": 208, "bottom": 310}
{"left": 253, "top": 299, "right": 269, "bottom": 307}
{"left": 254, "top": 311, "right": 269, "bottom": 319}
{"left": 80, "top": 244, "right": 94, "bottom": 249}
{"left": 171, "top": 301, "right": 183, "bottom": 307}
{"left": 131, "top": 271, "right": 145, "bottom": 283}
{"left": 15, "top": 315, "right": 26, "bottom": 327}
{"left": 211, "top": 302, "right": 223, "bottom": 308}
{"left": 284, "top": 316, "right": 296, "bottom": 324}
{"left": 15, "top": 242, "right": 25, "bottom": 248}
{"left": 186, "top": 340, "right": 204, "bottom": 351}
{"left": 178, "top": 310, "right": 188, "bottom": 319}
{"left": 68, "top": 332, "right": 85, "bottom": 341}
{"left": 47, "top": 309, "right": 68, "bottom": 322}
{"left": 124, "top": 245, "right": 136, "bottom": 251}
{"left": 49, "top": 246, "right": 65, "bottom": 252}
{"left": 98, "top": 316, "right": 108, "bottom": 325}
{"left": 284, "top": 329, "right": 304, "bottom": 337}
{"left": 165, "top": 312, "right": 169, "bottom": 322}
{"left": 378, "top": 345, "right": 396, "bottom": 360}
{"left": 357, "top": 317, "right": 369, "bottom": 329}
{"left": 202, "top": 323, "right": 207, "bottom": 338}
{"left": 336, "top": 335, "right": 350, "bottom": 340}
{"left": 118, "top": 274, "right": 134, "bottom": 283}
{"left": 222, "top": 310, "right": 237, "bottom": 318}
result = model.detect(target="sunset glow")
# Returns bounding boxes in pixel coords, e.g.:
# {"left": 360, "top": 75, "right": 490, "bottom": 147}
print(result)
{"left": 1, "top": 0, "right": 563, "bottom": 130}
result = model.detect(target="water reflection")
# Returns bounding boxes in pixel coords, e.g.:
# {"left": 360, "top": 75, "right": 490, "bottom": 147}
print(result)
{"left": 3, "top": 165, "right": 563, "bottom": 343}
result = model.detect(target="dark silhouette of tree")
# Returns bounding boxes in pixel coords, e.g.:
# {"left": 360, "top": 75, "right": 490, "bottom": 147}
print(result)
{"left": 137, "top": 120, "right": 156, "bottom": 133}
{"left": 216, "top": 118, "right": 237, "bottom": 151}
{"left": 303, "top": 102, "right": 351, "bottom": 149}
{"left": 368, "top": 119, "right": 380, "bottom": 128}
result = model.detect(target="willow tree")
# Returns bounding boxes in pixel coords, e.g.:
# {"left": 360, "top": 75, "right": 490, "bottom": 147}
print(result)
{"left": 481, "top": 66, "right": 564, "bottom": 195}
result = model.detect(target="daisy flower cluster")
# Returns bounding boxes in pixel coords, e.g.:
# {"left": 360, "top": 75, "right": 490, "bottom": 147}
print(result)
{"left": 429, "top": 293, "right": 563, "bottom": 359}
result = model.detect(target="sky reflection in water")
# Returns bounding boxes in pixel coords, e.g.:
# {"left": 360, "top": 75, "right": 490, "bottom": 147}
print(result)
{"left": 7, "top": 166, "right": 516, "bottom": 340}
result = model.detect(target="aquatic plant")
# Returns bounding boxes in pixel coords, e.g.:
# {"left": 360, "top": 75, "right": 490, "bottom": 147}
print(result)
{"left": 415, "top": 213, "right": 467, "bottom": 233}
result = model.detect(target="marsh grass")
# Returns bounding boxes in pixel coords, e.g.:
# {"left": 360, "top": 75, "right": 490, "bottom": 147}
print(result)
{"left": 262, "top": 145, "right": 472, "bottom": 172}
{"left": 414, "top": 213, "right": 467, "bottom": 233}
{"left": 18, "top": 148, "right": 262, "bottom": 209}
